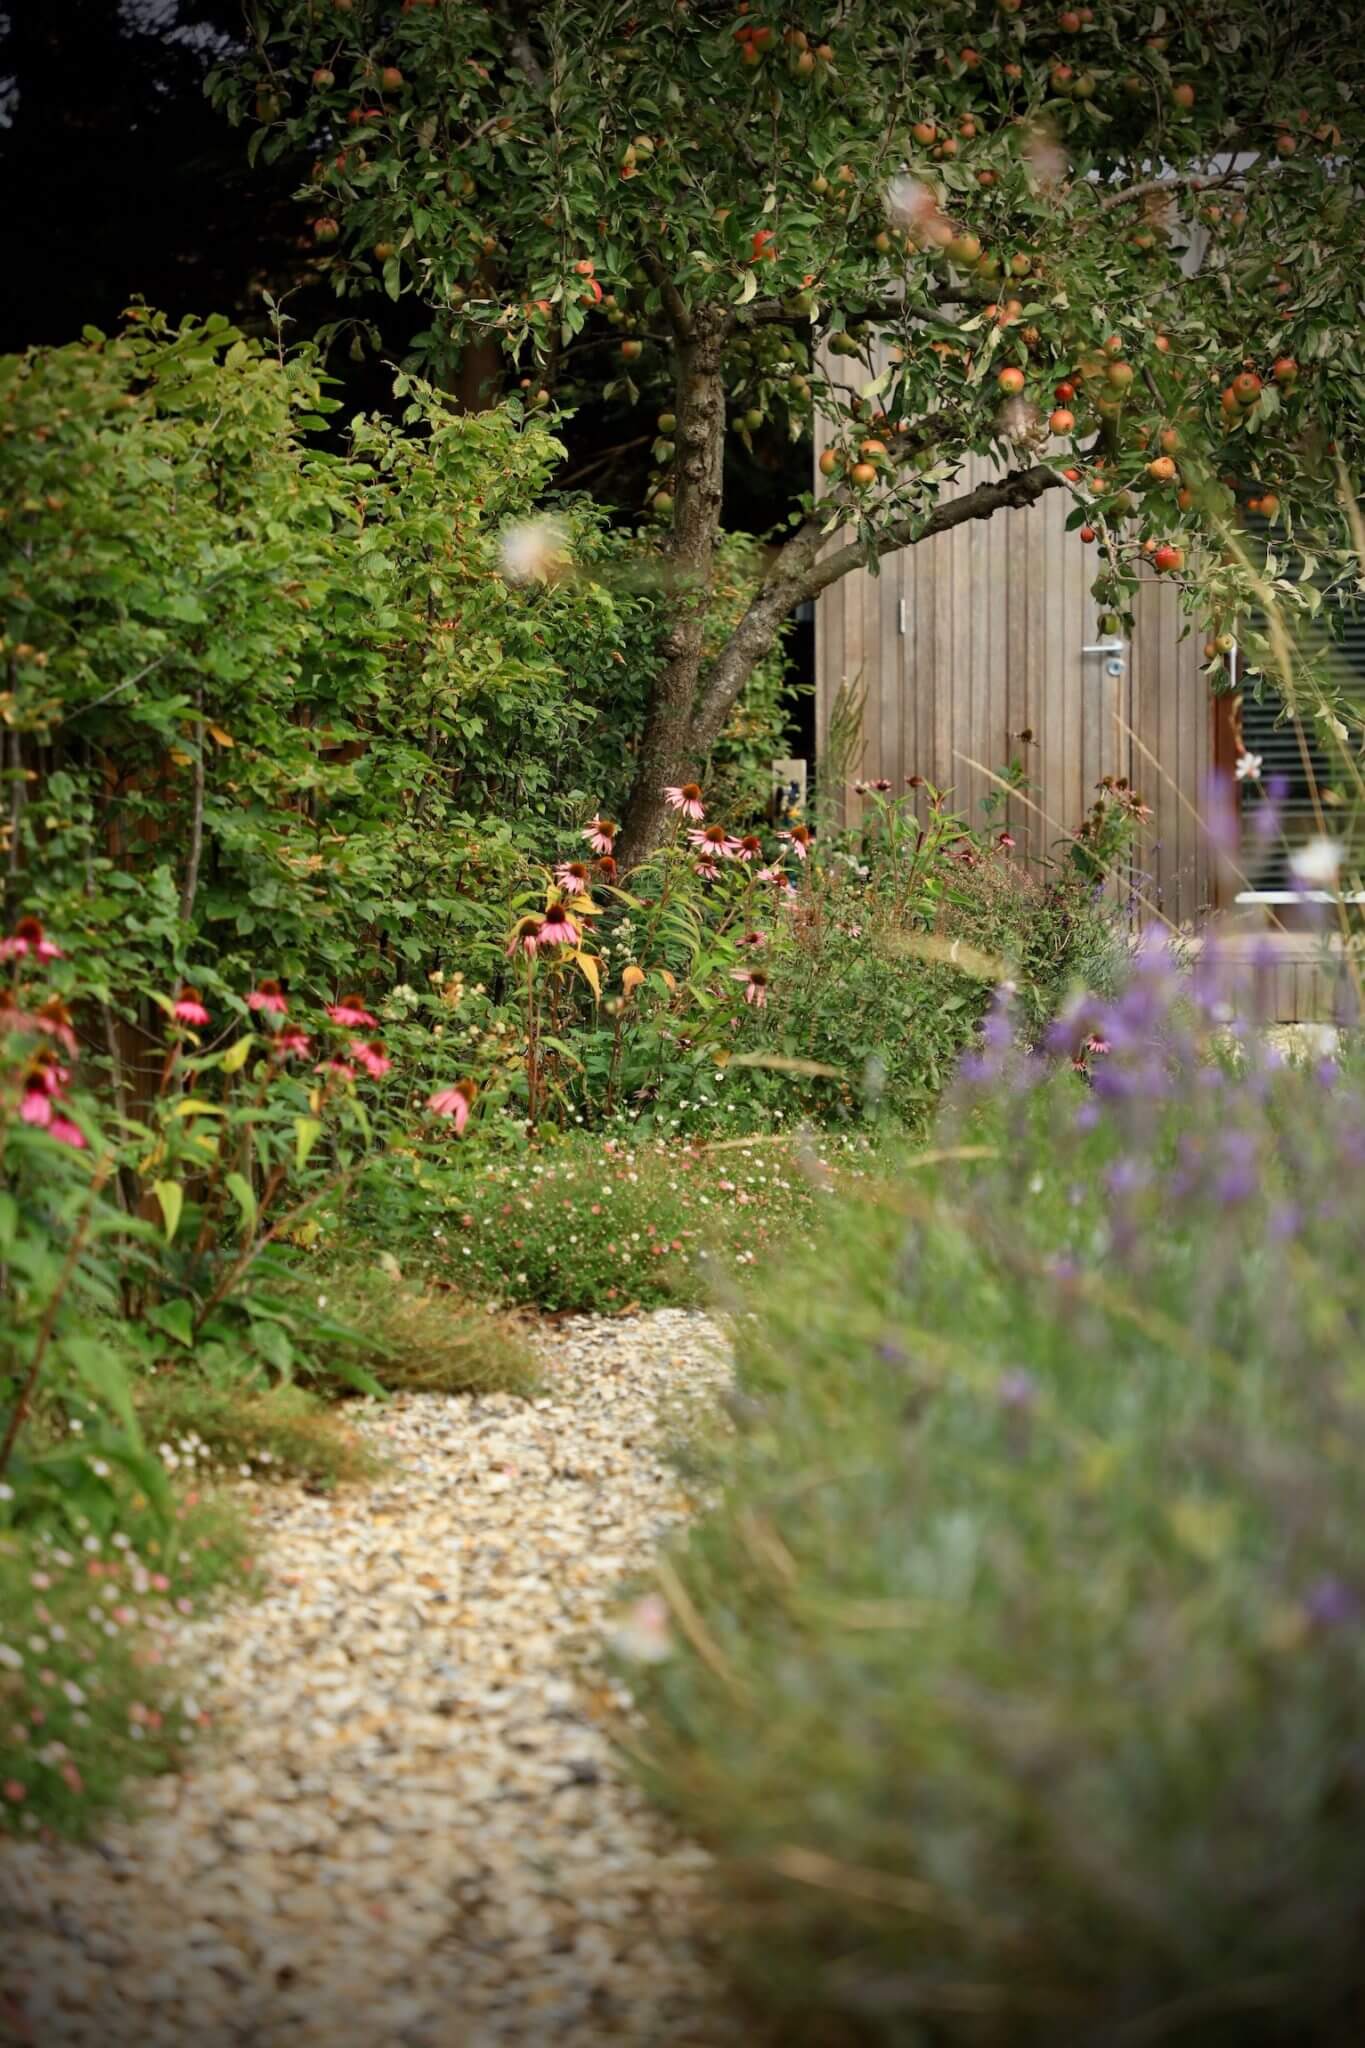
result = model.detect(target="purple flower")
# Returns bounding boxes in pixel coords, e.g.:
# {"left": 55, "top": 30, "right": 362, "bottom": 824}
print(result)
{"left": 1304, "top": 1576, "right": 1360, "bottom": 1630}
{"left": 1267, "top": 1203, "right": 1301, "bottom": 1243}
{"left": 1105, "top": 1158, "right": 1150, "bottom": 1199}
{"left": 998, "top": 1369, "right": 1037, "bottom": 1410}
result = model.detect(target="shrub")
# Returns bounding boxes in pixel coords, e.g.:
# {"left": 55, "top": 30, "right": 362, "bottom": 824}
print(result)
{"left": 423, "top": 1129, "right": 865, "bottom": 1315}
{"left": 628, "top": 944, "right": 1365, "bottom": 2045}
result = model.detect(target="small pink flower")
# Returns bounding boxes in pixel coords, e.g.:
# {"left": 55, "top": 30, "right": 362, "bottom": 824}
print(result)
{"left": 689, "top": 823, "right": 740, "bottom": 859}
{"left": 870, "top": 778, "right": 893, "bottom": 793}
{"left": 349, "top": 1038, "right": 392, "bottom": 1079}
{"left": 733, "top": 834, "right": 765, "bottom": 863}
{"left": 595, "top": 855, "right": 619, "bottom": 885}
{"left": 171, "top": 987, "right": 210, "bottom": 1027}
{"left": 778, "top": 825, "right": 813, "bottom": 862}
{"left": 554, "top": 860, "right": 593, "bottom": 894}
{"left": 314, "top": 1056, "right": 355, "bottom": 1080}
{"left": 20, "top": 1087, "right": 53, "bottom": 1128}
{"left": 272, "top": 1027, "right": 312, "bottom": 1060}
{"left": 739, "top": 929, "right": 768, "bottom": 949}
{"left": 731, "top": 968, "right": 769, "bottom": 1008}
{"left": 756, "top": 863, "right": 784, "bottom": 884}
{"left": 537, "top": 901, "right": 580, "bottom": 948}
{"left": 694, "top": 858, "right": 721, "bottom": 883}
{"left": 428, "top": 1080, "right": 475, "bottom": 1134}
{"left": 2, "top": 1780, "right": 25, "bottom": 1803}
{"left": 0, "top": 916, "right": 62, "bottom": 962}
{"left": 997, "top": 830, "right": 1016, "bottom": 850}
{"left": 326, "top": 995, "right": 377, "bottom": 1028}
{"left": 48, "top": 1115, "right": 87, "bottom": 1150}
{"left": 246, "top": 980, "right": 288, "bottom": 1015}
{"left": 583, "top": 817, "right": 617, "bottom": 855}
{"left": 664, "top": 783, "right": 706, "bottom": 820}
{"left": 507, "top": 916, "right": 545, "bottom": 959}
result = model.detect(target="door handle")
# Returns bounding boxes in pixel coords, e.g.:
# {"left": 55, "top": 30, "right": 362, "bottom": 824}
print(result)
{"left": 1082, "top": 640, "right": 1126, "bottom": 678}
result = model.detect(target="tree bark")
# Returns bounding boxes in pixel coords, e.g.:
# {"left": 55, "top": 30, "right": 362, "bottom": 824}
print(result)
{"left": 615, "top": 310, "right": 728, "bottom": 868}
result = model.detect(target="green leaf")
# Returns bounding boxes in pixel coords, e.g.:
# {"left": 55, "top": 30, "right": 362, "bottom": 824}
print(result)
{"left": 147, "top": 1298, "right": 195, "bottom": 1349}
{"left": 0, "top": 1191, "right": 16, "bottom": 1256}
{"left": 222, "top": 1034, "right": 255, "bottom": 1074}
{"left": 295, "top": 1115, "right": 324, "bottom": 1169}
{"left": 153, "top": 1179, "right": 184, "bottom": 1242}
{"left": 225, "top": 1171, "right": 258, "bottom": 1232}
{"left": 321, "top": 1353, "right": 389, "bottom": 1399}
{"left": 63, "top": 1335, "right": 141, "bottom": 1442}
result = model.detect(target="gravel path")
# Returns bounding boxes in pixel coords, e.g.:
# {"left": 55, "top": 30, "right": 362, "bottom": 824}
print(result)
{"left": 1, "top": 1311, "right": 738, "bottom": 2048}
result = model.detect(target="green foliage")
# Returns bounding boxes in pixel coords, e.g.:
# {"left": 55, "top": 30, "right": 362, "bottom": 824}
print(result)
{"left": 627, "top": 962, "right": 1365, "bottom": 2044}
{"left": 132, "top": 1378, "right": 375, "bottom": 1490}
{"left": 731, "top": 785, "right": 1123, "bottom": 1128}
{"left": 0, "top": 312, "right": 670, "bottom": 1015}
{"left": 0, "top": 1496, "right": 257, "bottom": 1838}
{"left": 221, "top": 1, "right": 1365, "bottom": 652}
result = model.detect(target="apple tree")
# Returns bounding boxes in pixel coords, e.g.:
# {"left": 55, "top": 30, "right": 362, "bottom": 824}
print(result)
{"left": 217, "top": 0, "right": 1365, "bottom": 859}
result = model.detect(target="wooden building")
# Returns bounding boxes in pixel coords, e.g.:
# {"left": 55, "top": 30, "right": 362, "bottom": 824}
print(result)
{"left": 812, "top": 384, "right": 1360, "bottom": 1020}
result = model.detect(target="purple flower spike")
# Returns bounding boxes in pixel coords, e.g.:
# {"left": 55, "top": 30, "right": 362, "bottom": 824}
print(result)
{"left": 1305, "top": 1576, "right": 1360, "bottom": 1630}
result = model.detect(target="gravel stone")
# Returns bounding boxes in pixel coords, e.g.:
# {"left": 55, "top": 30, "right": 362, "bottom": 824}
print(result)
{"left": 0, "top": 1310, "right": 739, "bottom": 2046}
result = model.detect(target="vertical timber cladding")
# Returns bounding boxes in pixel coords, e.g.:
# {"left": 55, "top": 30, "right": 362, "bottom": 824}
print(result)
{"left": 813, "top": 343, "right": 1213, "bottom": 925}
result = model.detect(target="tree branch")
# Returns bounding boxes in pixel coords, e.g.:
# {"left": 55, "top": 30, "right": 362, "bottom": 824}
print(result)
{"left": 692, "top": 463, "right": 1067, "bottom": 751}
{"left": 640, "top": 250, "right": 695, "bottom": 341}
{"left": 1098, "top": 168, "right": 1248, "bottom": 214}
{"left": 806, "top": 463, "right": 1067, "bottom": 600}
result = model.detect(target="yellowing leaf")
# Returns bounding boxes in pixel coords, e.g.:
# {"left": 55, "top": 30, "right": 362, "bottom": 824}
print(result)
{"left": 170, "top": 1097, "right": 225, "bottom": 1118}
{"left": 169, "top": 749, "right": 193, "bottom": 768}
{"left": 208, "top": 724, "right": 236, "bottom": 748}
{"left": 221, "top": 1034, "right": 254, "bottom": 1074}
{"left": 295, "top": 1115, "right": 324, "bottom": 1169}
{"left": 153, "top": 1179, "right": 184, "bottom": 1242}
{"left": 1169, "top": 1497, "right": 1236, "bottom": 1563}
{"left": 574, "top": 951, "right": 601, "bottom": 999}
